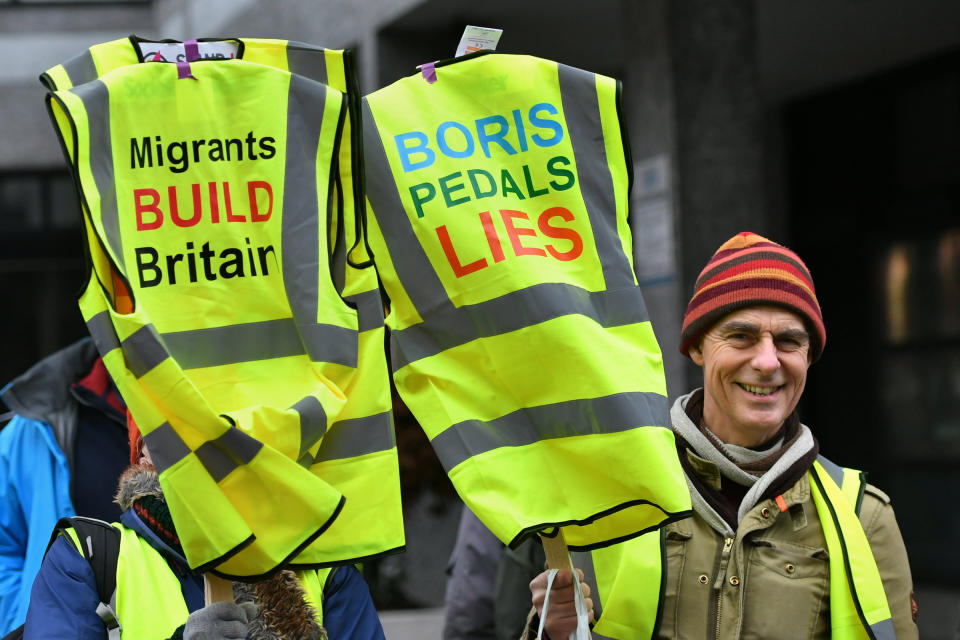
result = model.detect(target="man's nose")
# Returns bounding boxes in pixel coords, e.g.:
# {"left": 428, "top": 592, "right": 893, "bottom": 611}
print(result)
{"left": 750, "top": 335, "right": 781, "bottom": 374}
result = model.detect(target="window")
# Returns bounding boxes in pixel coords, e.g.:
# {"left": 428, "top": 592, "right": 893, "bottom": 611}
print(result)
{"left": 0, "top": 171, "right": 88, "bottom": 387}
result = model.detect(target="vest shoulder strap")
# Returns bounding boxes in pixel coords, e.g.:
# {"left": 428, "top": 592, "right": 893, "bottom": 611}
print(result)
{"left": 48, "top": 516, "right": 122, "bottom": 637}
{"left": 815, "top": 454, "right": 867, "bottom": 516}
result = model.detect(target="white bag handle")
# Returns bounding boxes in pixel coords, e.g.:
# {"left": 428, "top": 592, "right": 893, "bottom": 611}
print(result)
{"left": 539, "top": 532, "right": 591, "bottom": 639}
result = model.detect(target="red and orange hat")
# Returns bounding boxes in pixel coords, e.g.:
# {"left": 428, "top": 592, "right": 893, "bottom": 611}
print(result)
{"left": 679, "top": 231, "right": 826, "bottom": 361}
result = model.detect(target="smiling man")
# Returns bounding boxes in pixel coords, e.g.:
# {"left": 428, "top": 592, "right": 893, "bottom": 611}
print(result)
{"left": 527, "top": 232, "right": 918, "bottom": 639}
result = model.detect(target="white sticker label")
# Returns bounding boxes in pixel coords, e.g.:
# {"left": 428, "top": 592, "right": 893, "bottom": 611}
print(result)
{"left": 455, "top": 26, "right": 503, "bottom": 57}
{"left": 135, "top": 41, "right": 240, "bottom": 63}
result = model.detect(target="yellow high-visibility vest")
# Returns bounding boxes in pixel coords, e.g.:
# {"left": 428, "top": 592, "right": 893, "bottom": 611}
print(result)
{"left": 45, "top": 54, "right": 378, "bottom": 577}
{"left": 42, "top": 37, "right": 404, "bottom": 569}
{"left": 363, "top": 52, "right": 691, "bottom": 549}
{"left": 60, "top": 524, "right": 331, "bottom": 639}
{"left": 575, "top": 458, "right": 895, "bottom": 639}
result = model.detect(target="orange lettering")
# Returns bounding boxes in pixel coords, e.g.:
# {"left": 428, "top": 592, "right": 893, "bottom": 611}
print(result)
{"left": 436, "top": 225, "right": 487, "bottom": 277}
{"left": 538, "top": 206, "right": 583, "bottom": 261}
{"left": 501, "top": 209, "right": 545, "bottom": 257}
{"left": 478, "top": 211, "right": 505, "bottom": 263}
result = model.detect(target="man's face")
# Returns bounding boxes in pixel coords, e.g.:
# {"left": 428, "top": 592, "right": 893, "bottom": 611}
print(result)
{"left": 688, "top": 306, "right": 812, "bottom": 447}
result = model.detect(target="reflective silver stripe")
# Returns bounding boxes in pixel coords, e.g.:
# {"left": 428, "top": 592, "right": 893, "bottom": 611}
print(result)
{"left": 816, "top": 455, "right": 845, "bottom": 489}
{"left": 292, "top": 395, "right": 328, "bottom": 455}
{"left": 570, "top": 549, "right": 603, "bottom": 621}
{"left": 285, "top": 41, "right": 328, "bottom": 85}
{"left": 870, "top": 617, "right": 896, "bottom": 640}
{"left": 142, "top": 421, "right": 191, "bottom": 474}
{"left": 86, "top": 311, "right": 121, "bottom": 355}
{"left": 69, "top": 80, "right": 123, "bottom": 271}
{"left": 161, "top": 318, "right": 357, "bottom": 369}
{"left": 91, "top": 311, "right": 355, "bottom": 372}
{"left": 391, "top": 284, "right": 650, "bottom": 369}
{"left": 315, "top": 411, "right": 395, "bottom": 463}
{"left": 298, "top": 322, "right": 358, "bottom": 367}
{"left": 194, "top": 426, "right": 264, "bottom": 482}
{"left": 121, "top": 324, "right": 169, "bottom": 378}
{"left": 346, "top": 289, "right": 385, "bottom": 332}
{"left": 432, "top": 392, "right": 669, "bottom": 473}
{"left": 281, "top": 73, "right": 357, "bottom": 365}
{"left": 363, "top": 63, "right": 641, "bottom": 370}
{"left": 61, "top": 49, "right": 99, "bottom": 88}
{"left": 297, "top": 450, "right": 315, "bottom": 468}
{"left": 557, "top": 63, "right": 633, "bottom": 290}
{"left": 363, "top": 97, "right": 454, "bottom": 317}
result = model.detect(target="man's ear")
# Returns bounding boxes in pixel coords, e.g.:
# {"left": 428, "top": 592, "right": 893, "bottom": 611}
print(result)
{"left": 688, "top": 343, "right": 705, "bottom": 366}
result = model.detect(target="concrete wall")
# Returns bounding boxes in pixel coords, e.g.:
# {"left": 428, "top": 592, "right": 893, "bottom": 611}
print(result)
{"left": 0, "top": 3, "right": 154, "bottom": 168}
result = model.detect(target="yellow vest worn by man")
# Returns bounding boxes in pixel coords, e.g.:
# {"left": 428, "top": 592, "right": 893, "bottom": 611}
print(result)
{"left": 363, "top": 52, "right": 691, "bottom": 549}
{"left": 571, "top": 459, "right": 895, "bottom": 640}
{"left": 44, "top": 48, "right": 392, "bottom": 577}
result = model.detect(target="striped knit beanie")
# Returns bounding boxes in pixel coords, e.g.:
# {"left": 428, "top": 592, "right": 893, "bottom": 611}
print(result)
{"left": 680, "top": 232, "right": 826, "bottom": 361}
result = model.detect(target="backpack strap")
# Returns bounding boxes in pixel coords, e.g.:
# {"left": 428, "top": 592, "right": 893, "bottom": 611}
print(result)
{"left": 49, "top": 516, "right": 122, "bottom": 639}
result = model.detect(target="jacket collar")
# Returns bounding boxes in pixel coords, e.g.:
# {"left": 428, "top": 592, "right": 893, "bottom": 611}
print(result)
{"left": 671, "top": 389, "right": 817, "bottom": 533}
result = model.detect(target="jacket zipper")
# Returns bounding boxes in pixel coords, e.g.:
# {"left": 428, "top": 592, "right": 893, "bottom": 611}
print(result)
{"left": 713, "top": 537, "right": 734, "bottom": 640}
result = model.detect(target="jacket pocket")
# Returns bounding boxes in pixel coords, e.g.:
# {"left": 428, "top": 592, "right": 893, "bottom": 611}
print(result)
{"left": 659, "top": 526, "right": 698, "bottom": 639}
{"left": 741, "top": 539, "right": 830, "bottom": 639}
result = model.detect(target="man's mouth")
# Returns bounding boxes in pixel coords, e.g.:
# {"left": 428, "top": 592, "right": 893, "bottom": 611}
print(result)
{"left": 736, "top": 383, "right": 781, "bottom": 396}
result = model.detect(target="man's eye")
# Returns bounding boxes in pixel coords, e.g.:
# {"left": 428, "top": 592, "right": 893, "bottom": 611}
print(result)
{"left": 776, "top": 337, "right": 807, "bottom": 351}
{"left": 727, "top": 333, "right": 753, "bottom": 343}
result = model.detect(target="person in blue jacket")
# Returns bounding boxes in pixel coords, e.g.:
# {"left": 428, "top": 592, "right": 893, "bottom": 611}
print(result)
{"left": 0, "top": 338, "right": 128, "bottom": 635}
{"left": 22, "top": 408, "right": 386, "bottom": 639}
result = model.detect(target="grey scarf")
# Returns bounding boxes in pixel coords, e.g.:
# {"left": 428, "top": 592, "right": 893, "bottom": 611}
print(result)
{"left": 671, "top": 390, "right": 816, "bottom": 536}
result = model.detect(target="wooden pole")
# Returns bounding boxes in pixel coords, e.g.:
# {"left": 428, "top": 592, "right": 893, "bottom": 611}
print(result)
{"left": 541, "top": 528, "right": 572, "bottom": 570}
{"left": 539, "top": 528, "right": 592, "bottom": 639}
{"left": 204, "top": 574, "right": 234, "bottom": 605}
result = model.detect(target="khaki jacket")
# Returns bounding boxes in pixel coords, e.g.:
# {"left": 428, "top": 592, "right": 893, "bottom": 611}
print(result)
{"left": 520, "top": 451, "right": 918, "bottom": 639}
{"left": 655, "top": 451, "right": 917, "bottom": 639}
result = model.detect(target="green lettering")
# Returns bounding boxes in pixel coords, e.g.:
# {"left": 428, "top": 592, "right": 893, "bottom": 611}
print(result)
{"left": 438, "top": 171, "right": 471, "bottom": 208}
{"left": 468, "top": 169, "right": 497, "bottom": 199}
{"left": 522, "top": 164, "right": 549, "bottom": 198}
{"left": 500, "top": 169, "right": 525, "bottom": 200}
{"left": 547, "top": 155, "right": 575, "bottom": 191}
{"left": 409, "top": 182, "right": 437, "bottom": 218}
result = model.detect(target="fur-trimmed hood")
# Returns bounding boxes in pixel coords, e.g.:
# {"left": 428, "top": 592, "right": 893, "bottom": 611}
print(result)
{"left": 114, "top": 463, "right": 164, "bottom": 510}
{"left": 235, "top": 572, "right": 327, "bottom": 640}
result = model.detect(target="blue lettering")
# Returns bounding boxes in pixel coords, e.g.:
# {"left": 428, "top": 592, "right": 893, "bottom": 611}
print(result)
{"left": 395, "top": 131, "right": 435, "bottom": 172}
{"left": 512, "top": 109, "right": 529, "bottom": 152}
{"left": 475, "top": 115, "right": 518, "bottom": 158}
{"left": 436, "top": 122, "right": 475, "bottom": 159}
{"left": 529, "top": 103, "right": 564, "bottom": 147}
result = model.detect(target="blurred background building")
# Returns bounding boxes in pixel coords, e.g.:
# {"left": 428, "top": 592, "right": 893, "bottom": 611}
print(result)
{"left": 1, "top": 0, "right": 957, "bottom": 637}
